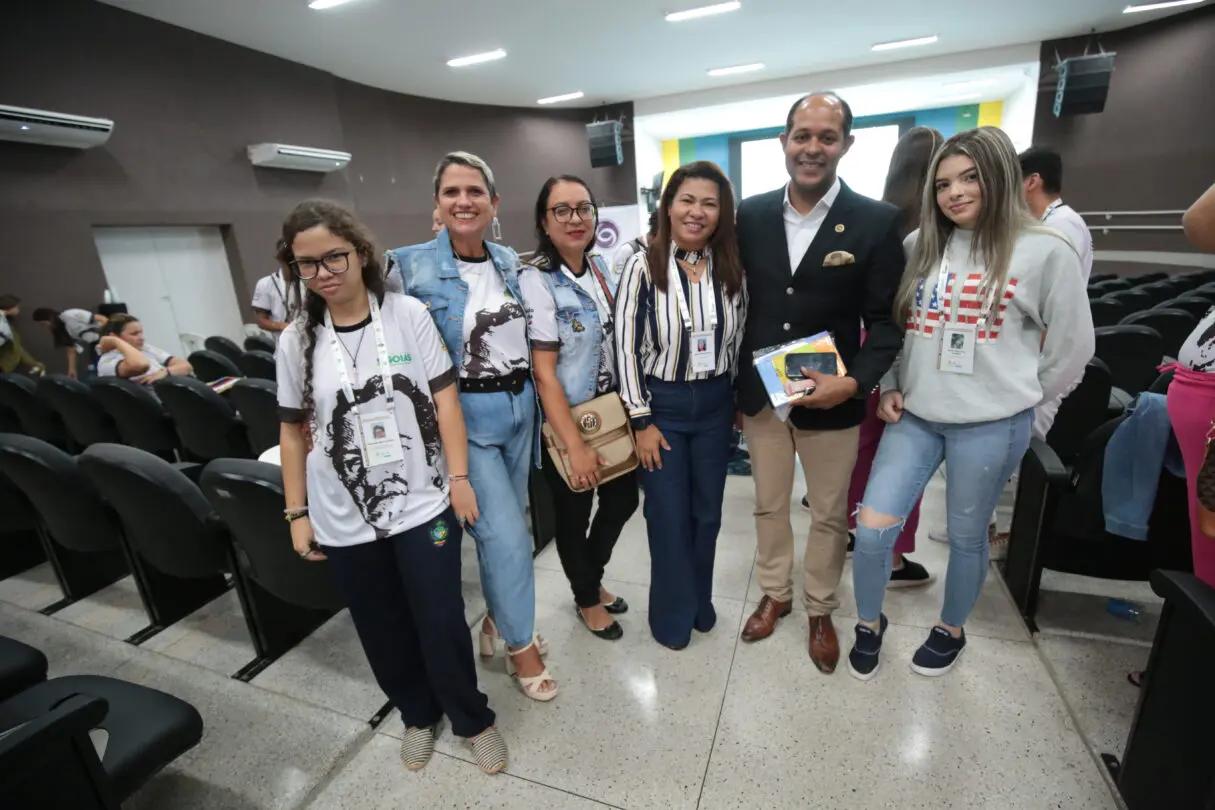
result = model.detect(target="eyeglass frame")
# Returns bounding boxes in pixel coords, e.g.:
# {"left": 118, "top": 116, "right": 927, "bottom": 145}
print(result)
{"left": 547, "top": 203, "right": 597, "bottom": 224}
{"left": 290, "top": 250, "right": 351, "bottom": 280}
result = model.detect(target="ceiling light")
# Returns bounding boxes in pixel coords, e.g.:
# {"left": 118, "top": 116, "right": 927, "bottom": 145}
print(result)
{"left": 708, "top": 62, "right": 764, "bottom": 77}
{"left": 665, "top": 2, "right": 741, "bottom": 22}
{"left": 308, "top": 0, "right": 358, "bottom": 8}
{"left": 1123, "top": 0, "right": 1203, "bottom": 12}
{"left": 872, "top": 35, "right": 938, "bottom": 52}
{"left": 944, "top": 78, "right": 998, "bottom": 89}
{"left": 932, "top": 93, "right": 982, "bottom": 104}
{"left": 537, "top": 91, "right": 584, "bottom": 105}
{"left": 446, "top": 49, "right": 506, "bottom": 68}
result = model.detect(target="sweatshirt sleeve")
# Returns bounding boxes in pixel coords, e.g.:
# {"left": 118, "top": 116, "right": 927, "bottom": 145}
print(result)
{"left": 1036, "top": 237, "right": 1095, "bottom": 403}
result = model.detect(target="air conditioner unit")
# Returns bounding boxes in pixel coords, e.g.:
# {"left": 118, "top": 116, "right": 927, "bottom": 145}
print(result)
{"left": 0, "top": 104, "right": 114, "bottom": 149}
{"left": 247, "top": 143, "right": 351, "bottom": 173}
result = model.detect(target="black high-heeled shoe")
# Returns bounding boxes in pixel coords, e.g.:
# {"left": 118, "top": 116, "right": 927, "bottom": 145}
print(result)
{"left": 602, "top": 596, "right": 629, "bottom": 615}
{"left": 576, "top": 604, "right": 623, "bottom": 640}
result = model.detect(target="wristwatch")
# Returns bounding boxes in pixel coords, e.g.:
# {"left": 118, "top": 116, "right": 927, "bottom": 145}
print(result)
{"left": 630, "top": 415, "right": 653, "bottom": 431}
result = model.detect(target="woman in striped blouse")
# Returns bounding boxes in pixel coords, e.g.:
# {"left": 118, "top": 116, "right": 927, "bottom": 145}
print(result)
{"left": 614, "top": 160, "right": 747, "bottom": 650}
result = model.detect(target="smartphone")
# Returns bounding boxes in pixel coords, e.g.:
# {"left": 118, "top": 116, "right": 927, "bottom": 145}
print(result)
{"left": 784, "top": 352, "right": 838, "bottom": 379}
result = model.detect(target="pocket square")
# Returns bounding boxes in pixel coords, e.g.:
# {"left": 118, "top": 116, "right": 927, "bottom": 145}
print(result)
{"left": 823, "top": 250, "right": 856, "bottom": 267}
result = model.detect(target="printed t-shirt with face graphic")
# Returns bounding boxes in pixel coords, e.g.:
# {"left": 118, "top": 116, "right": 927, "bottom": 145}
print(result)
{"left": 276, "top": 292, "right": 456, "bottom": 548}
{"left": 1179, "top": 305, "right": 1215, "bottom": 372}
{"left": 457, "top": 255, "right": 529, "bottom": 378}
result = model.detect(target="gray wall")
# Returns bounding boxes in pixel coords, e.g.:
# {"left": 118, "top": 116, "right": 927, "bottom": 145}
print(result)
{"left": 0, "top": 0, "right": 634, "bottom": 365}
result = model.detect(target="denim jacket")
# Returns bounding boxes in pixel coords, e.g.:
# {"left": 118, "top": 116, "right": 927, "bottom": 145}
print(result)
{"left": 533, "top": 253, "right": 619, "bottom": 408}
{"left": 384, "top": 229, "right": 542, "bottom": 465}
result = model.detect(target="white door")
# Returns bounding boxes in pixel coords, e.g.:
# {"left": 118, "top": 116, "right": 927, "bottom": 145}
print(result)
{"left": 93, "top": 226, "right": 245, "bottom": 360}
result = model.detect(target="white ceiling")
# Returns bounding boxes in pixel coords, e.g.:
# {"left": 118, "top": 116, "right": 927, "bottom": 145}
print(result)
{"left": 98, "top": 0, "right": 1201, "bottom": 108}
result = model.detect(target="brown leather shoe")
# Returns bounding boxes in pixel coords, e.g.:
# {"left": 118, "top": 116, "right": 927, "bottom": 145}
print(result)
{"left": 740, "top": 596, "right": 792, "bottom": 642}
{"left": 808, "top": 615, "right": 839, "bottom": 674}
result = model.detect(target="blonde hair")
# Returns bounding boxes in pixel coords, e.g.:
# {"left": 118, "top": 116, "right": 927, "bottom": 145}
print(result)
{"left": 893, "top": 126, "right": 1037, "bottom": 323}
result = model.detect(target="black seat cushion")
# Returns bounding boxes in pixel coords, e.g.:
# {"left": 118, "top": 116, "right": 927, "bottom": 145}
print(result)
{"left": 0, "top": 674, "right": 203, "bottom": 800}
{"left": 36, "top": 374, "right": 120, "bottom": 448}
{"left": 228, "top": 379, "right": 279, "bottom": 456}
{"left": 154, "top": 376, "right": 251, "bottom": 461}
{"left": 1094, "top": 325, "right": 1166, "bottom": 395}
{"left": 1120, "top": 308, "right": 1197, "bottom": 359}
{"left": 187, "top": 350, "right": 241, "bottom": 384}
{"left": 203, "top": 336, "right": 243, "bottom": 363}
{"left": 0, "top": 636, "right": 48, "bottom": 702}
{"left": 235, "top": 351, "right": 276, "bottom": 382}
{"left": 1090, "top": 299, "right": 1128, "bottom": 328}
{"left": 87, "top": 378, "right": 180, "bottom": 459}
{"left": 0, "top": 374, "right": 70, "bottom": 448}
{"left": 243, "top": 334, "right": 275, "bottom": 354}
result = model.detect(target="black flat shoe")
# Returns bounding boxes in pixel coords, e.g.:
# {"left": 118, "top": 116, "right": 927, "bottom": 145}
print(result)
{"left": 602, "top": 596, "right": 629, "bottom": 615}
{"left": 576, "top": 605, "right": 623, "bottom": 640}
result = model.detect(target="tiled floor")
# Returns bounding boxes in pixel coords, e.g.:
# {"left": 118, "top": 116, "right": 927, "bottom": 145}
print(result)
{"left": 0, "top": 473, "right": 1144, "bottom": 809}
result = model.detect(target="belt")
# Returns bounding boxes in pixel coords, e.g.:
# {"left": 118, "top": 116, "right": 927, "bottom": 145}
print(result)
{"left": 459, "top": 369, "right": 529, "bottom": 394}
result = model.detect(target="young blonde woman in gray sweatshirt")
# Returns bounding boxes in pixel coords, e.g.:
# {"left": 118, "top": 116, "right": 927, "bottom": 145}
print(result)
{"left": 846, "top": 126, "right": 1093, "bottom": 681}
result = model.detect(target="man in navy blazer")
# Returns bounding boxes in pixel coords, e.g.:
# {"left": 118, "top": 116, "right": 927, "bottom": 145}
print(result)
{"left": 735, "top": 93, "right": 904, "bottom": 674}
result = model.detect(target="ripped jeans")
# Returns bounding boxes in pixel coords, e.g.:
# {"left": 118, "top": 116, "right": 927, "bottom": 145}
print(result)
{"left": 852, "top": 409, "right": 1031, "bottom": 628}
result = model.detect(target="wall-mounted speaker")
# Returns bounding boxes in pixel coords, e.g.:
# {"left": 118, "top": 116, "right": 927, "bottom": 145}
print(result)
{"left": 1053, "top": 53, "right": 1116, "bottom": 117}
{"left": 587, "top": 121, "right": 623, "bottom": 168}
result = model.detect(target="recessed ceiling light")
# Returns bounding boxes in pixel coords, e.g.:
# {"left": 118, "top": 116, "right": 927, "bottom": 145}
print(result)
{"left": 665, "top": 2, "right": 741, "bottom": 22}
{"left": 308, "top": 0, "right": 358, "bottom": 9}
{"left": 707, "top": 62, "right": 764, "bottom": 77}
{"left": 1123, "top": 0, "right": 1203, "bottom": 12}
{"left": 872, "top": 35, "right": 939, "bottom": 52}
{"left": 446, "top": 49, "right": 507, "bottom": 68}
{"left": 932, "top": 93, "right": 982, "bottom": 104}
{"left": 944, "top": 78, "right": 998, "bottom": 89}
{"left": 537, "top": 91, "right": 584, "bottom": 105}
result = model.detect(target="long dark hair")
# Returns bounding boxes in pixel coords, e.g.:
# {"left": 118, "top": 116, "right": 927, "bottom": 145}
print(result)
{"left": 530, "top": 174, "right": 598, "bottom": 271}
{"left": 277, "top": 199, "right": 386, "bottom": 422}
{"left": 881, "top": 126, "right": 944, "bottom": 239}
{"left": 646, "top": 161, "right": 743, "bottom": 298}
{"left": 32, "top": 307, "right": 72, "bottom": 347}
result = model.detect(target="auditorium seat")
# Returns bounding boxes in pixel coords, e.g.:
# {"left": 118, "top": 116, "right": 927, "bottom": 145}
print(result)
{"left": 1045, "top": 359, "right": 1113, "bottom": 464}
{"left": 1132, "top": 271, "right": 1169, "bottom": 285}
{"left": 1094, "top": 325, "right": 1165, "bottom": 395}
{"left": 154, "top": 376, "right": 252, "bottom": 462}
{"left": 203, "top": 335, "right": 243, "bottom": 364}
{"left": 1120, "top": 308, "right": 1197, "bottom": 359}
{"left": 0, "top": 635, "right": 47, "bottom": 702}
{"left": 78, "top": 444, "right": 231, "bottom": 641}
{"left": 1157, "top": 296, "right": 1212, "bottom": 321}
{"left": 35, "top": 374, "right": 120, "bottom": 448}
{"left": 235, "top": 350, "right": 276, "bottom": 381}
{"left": 0, "top": 400, "right": 19, "bottom": 434}
{"left": 186, "top": 350, "right": 241, "bottom": 384}
{"left": 1090, "top": 298, "right": 1128, "bottom": 328}
{"left": 1105, "top": 288, "right": 1154, "bottom": 314}
{"left": 228, "top": 378, "right": 279, "bottom": 456}
{"left": 0, "top": 434, "right": 128, "bottom": 608}
{"left": 0, "top": 474, "right": 46, "bottom": 582}
{"left": 89, "top": 378, "right": 181, "bottom": 461}
{"left": 200, "top": 459, "right": 342, "bottom": 679}
{"left": 0, "top": 667, "right": 203, "bottom": 808}
{"left": 243, "top": 334, "right": 275, "bottom": 354}
{"left": 0, "top": 374, "right": 72, "bottom": 450}
{"left": 1099, "top": 278, "right": 1134, "bottom": 294}
{"left": 1135, "top": 280, "right": 1179, "bottom": 307}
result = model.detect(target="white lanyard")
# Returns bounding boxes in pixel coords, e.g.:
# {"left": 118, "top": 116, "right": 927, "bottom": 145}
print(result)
{"left": 1040, "top": 199, "right": 1063, "bottom": 223}
{"left": 324, "top": 293, "right": 393, "bottom": 416}
{"left": 932, "top": 238, "right": 1001, "bottom": 326}
{"left": 668, "top": 251, "right": 718, "bottom": 332}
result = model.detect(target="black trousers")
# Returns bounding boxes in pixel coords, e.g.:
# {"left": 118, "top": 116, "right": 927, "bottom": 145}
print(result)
{"left": 541, "top": 449, "right": 640, "bottom": 607}
{"left": 323, "top": 507, "right": 494, "bottom": 738}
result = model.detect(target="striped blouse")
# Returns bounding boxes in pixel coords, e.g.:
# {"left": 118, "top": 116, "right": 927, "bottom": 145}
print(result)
{"left": 613, "top": 249, "right": 748, "bottom": 418}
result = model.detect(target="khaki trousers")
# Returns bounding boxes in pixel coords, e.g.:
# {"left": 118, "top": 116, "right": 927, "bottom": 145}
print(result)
{"left": 742, "top": 406, "right": 860, "bottom": 615}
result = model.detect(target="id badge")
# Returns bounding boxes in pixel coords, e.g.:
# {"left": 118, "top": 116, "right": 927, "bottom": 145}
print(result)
{"left": 690, "top": 330, "right": 716, "bottom": 373}
{"left": 938, "top": 323, "right": 976, "bottom": 375}
{"left": 360, "top": 410, "right": 405, "bottom": 466}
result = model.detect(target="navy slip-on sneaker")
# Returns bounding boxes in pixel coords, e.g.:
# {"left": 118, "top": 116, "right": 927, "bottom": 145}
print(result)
{"left": 847, "top": 614, "right": 888, "bottom": 682}
{"left": 910, "top": 626, "right": 966, "bottom": 677}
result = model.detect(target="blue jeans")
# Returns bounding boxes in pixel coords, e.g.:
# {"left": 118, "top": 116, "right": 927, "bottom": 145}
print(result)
{"left": 853, "top": 409, "right": 1032, "bottom": 628}
{"left": 640, "top": 375, "right": 733, "bottom": 647}
{"left": 460, "top": 382, "right": 536, "bottom": 648}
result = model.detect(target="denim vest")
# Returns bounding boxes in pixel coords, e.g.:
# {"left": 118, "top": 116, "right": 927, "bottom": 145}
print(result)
{"left": 385, "top": 229, "right": 541, "bottom": 465}
{"left": 537, "top": 253, "right": 619, "bottom": 408}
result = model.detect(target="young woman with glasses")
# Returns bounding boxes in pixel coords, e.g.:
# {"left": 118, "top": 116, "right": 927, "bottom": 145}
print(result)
{"left": 386, "top": 152, "right": 556, "bottom": 702}
{"left": 275, "top": 199, "right": 507, "bottom": 774}
{"left": 847, "top": 127, "right": 1093, "bottom": 680}
{"left": 519, "top": 175, "right": 639, "bottom": 640}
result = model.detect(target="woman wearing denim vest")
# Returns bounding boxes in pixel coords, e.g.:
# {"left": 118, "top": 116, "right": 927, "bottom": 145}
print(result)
{"left": 385, "top": 152, "right": 556, "bottom": 702}
{"left": 518, "top": 175, "right": 640, "bottom": 641}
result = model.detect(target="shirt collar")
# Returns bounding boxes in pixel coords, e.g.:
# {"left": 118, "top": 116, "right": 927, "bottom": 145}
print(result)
{"left": 783, "top": 176, "right": 841, "bottom": 218}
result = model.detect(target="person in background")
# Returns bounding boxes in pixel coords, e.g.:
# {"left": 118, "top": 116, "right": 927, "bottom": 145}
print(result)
{"left": 386, "top": 152, "right": 556, "bottom": 702}
{"left": 613, "top": 210, "right": 658, "bottom": 278}
{"left": 432, "top": 206, "right": 444, "bottom": 234}
{"left": 847, "top": 127, "right": 1092, "bottom": 681}
{"left": 734, "top": 92, "right": 905, "bottom": 675}
{"left": 1018, "top": 146, "right": 1093, "bottom": 281}
{"left": 0, "top": 295, "right": 45, "bottom": 375}
{"left": 520, "top": 175, "right": 638, "bottom": 640}
{"left": 251, "top": 244, "right": 300, "bottom": 340}
{"left": 615, "top": 160, "right": 747, "bottom": 650}
{"left": 95, "top": 314, "right": 192, "bottom": 383}
{"left": 842, "top": 126, "right": 944, "bottom": 589}
{"left": 274, "top": 199, "right": 506, "bottom": 775}
{"left": 31, "top": 307, "right": 107, "bottom": 379}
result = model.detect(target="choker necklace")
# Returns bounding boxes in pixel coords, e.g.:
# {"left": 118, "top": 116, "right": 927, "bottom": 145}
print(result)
{"left": 673, "top": 245, "right": 705, "bottom": 264}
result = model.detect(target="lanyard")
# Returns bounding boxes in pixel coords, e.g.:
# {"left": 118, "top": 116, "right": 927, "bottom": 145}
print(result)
{"left": 668, "top": 250, "right": 718, "bottom": 332}
{"left": 1040, "top": 199, "right": 1063, "bottom": 223}
{"left": 932, "top": 238, "right": 1001, "bottom": 326}
{"left": 324, "top": 293, "right": 394, "bottom": 416}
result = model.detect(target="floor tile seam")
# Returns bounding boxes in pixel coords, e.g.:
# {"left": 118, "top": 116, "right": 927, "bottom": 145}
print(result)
{"left": 1034, "top": 627, "right": 1154, "bottom": 649}
{"left": 293, "top": 722, "right": 380, "bottom": 809}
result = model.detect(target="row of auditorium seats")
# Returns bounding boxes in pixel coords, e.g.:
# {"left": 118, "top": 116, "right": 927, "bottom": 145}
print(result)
{"left": 193, "top": 335, "right": 276, "bottom": 382}
{"left": 0, "top": 635, "right": 203, "bottom": 808}
{"left": 0, "top": 373, "right": 279, "bottom": 463}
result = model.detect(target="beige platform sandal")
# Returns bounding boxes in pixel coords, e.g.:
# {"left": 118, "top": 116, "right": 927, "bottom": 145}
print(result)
{"left": 478, "top": 614, "right": 548, "bottom": 659}
{"left": 504, "top": 639, "right": 558, "bottom": 702}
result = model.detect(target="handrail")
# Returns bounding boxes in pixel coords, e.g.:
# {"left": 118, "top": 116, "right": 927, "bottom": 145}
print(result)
{"left": 1079, "top": 210, "right": 1187, "bottom": 217}
{"left": 1088, "top": 225, "right": 1184, "bottom": 232}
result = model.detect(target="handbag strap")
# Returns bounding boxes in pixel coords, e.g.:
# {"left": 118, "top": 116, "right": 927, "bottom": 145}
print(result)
{"left": 587, "top": 254, "right": 615, "bottom": 313}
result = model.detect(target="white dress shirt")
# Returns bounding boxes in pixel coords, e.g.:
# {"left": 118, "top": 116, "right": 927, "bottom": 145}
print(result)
{"left": 783, "top": 177, "right": 841, "bottom": 273}
{"left": 1041, "top": 200, "right": 1093, "bottom": 283}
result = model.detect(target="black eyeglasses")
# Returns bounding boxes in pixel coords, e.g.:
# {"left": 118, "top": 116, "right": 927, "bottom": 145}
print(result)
{"left": 291, "top": 251, "right": 350, "bottom": 280}
{"left": 549, "top": 203, "right": 596, "bottom": 223}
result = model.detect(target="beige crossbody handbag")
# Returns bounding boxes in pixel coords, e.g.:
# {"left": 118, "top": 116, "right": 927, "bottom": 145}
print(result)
{"left": 540, "top": 256, "right": 638, "bottom": 493}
